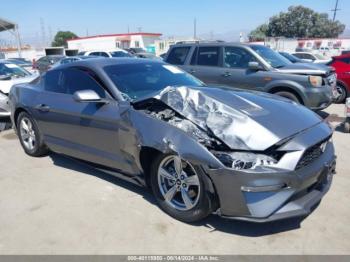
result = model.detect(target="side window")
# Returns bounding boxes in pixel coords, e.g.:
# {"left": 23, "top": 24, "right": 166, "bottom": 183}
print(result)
{"left": 44, "top": 70, "right": 66, "bottom": 93}
{"left": 190, "top": 47, "right": 198, "bottom": 65}
{"left": 100, "top": 52, "right": 109, "bottom": 57}
{"left": 90, "top": 52, "right": 101, "bottom": 57}
{"left": 64, "top": 68, "right": 106, "bottom": 98}
{"left": 340, "top": 58, "right": 350, "bottom": 64}
{"left": 224, "top": 47, "right": 256, "bottom": 68}
{"left": 166, "top": 47, "right": 191, "bottom": 65}
{"left": 197, "top": 47, "right": 220, "bottom": 66}
{"left": 303, "top": 54, "right": 314, "bottom": 60}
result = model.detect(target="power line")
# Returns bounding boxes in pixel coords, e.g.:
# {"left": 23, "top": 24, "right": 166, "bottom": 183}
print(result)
{"left": 331, "top": 0, "right": 341, "bottom": 21}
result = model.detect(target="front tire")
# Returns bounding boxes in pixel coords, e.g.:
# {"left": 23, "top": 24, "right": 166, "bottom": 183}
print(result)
{"left": 150, "top": 154, "right": 212, "bottom": 223}
{"left": 274, "top": 91, "right": 301, "bottom": 104}
{"left": 335, "top": 83, "right": 347, "bottom": 104}
{"left": 17, "top": 112, "right": 48, "bottom": 157}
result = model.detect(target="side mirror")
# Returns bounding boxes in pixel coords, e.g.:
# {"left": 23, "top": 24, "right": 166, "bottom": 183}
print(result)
{"left": 248, "top": 61, "right": 263, "bottom": 71}
{"left": 73, "top": 90, "right": 107, "bottom": 103}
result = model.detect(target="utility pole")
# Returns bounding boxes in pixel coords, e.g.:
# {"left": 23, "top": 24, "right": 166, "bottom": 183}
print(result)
{"left": 193, "top": 18, "right": 197, "bottom": 39}
{"left": 331, "top": 0, "right": 341, "bottom": 21}
{"left": 40, "top": 18, "right": 46, "bottom": 48}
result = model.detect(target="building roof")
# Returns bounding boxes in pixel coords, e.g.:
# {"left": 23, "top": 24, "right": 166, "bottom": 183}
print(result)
{"left": 0, "top": 17, "right": 16, "bottom": 32}
{"left": 67, "top": 32, "right": 162, "bottom": 42}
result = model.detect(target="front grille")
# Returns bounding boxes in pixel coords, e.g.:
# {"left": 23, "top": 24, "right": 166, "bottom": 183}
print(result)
{"left": 295, "top": 137, "right": 330, "bottom": 170}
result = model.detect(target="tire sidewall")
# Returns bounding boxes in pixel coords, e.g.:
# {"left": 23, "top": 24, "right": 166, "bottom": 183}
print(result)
{"left": 150, "top": 153, "right": 212, "bottom": 223}
{"left": 274, "top": 91, "right": 300, "bottom": 104}
{"left": 335, "top": 84, "right": 347, "bottom": 104}
{"left": 17, "top": 112, "right": 46, "bottom": 156}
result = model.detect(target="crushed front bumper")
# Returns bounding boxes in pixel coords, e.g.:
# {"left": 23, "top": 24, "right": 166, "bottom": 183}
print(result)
{"left": 205, "top": 137, "right": 336, "bottom": 223}
{"left": 220, "top": 159, "right": 335, "bottom": 223}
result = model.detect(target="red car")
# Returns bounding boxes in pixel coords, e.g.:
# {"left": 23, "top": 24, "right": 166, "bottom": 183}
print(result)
{"left": 327, "top": 54, "right": 350, "bottom": 103}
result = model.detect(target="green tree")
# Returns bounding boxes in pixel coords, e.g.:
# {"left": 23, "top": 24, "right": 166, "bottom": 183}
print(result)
{"left": 249, "top": 5, "right": 345, "bottom": 40}
{"left": 249, "top": 24, "right": 268, "bottom": 41}
{"left": 51, "top": 31, "right": 78, "bottom": 47}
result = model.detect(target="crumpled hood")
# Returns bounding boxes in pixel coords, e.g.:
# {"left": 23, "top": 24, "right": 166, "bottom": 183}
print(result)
{"left": 155, "top": 86, "right": 322, "bottom": 151}
{"left": 0, "top": 74, "right": 38, "bottom": 94}
{"left": 276, "top": 63, "right": 333, "bottom": 76}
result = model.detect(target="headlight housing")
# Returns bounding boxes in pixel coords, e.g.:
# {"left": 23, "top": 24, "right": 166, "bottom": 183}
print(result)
{"left": 309, "top": 76, "right": 323, "bottom": 87}
{"left": 214, "top": 152, "right": 279, "bottom": 170}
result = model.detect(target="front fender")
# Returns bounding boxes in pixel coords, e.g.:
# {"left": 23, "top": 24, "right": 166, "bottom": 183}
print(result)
{"left": 264, "top": 80, "right": 308, "bottom": 104}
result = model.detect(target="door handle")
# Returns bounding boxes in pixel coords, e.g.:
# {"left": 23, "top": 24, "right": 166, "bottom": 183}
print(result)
{"left": 222, "top": 72, "right": 231, "bottom": 77}
{"left": 35, "top": 104, "right": 50, "bottom": 112}
{"left": 190, "top": 69, "right": 196, "bottom": 74}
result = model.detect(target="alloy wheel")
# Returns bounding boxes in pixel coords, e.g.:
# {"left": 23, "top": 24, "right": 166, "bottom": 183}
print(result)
{"left": 157, "top": 155, "right": 201, "bottom": 211}
{"left": 19, "top": 117, "right": 36, "bottom": 151}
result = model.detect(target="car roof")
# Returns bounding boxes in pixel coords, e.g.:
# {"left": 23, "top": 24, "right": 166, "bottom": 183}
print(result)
{"left": 173, "top": 41, "right": 258, "bottom": 47}
{"left": 53, "top": 57, "right": 164, "bottom": 70}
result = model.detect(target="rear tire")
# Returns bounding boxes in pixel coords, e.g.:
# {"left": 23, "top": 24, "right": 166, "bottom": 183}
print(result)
{"left": 344, "top": 121, "right": 350, "bottom": 133}
{"left": 150, "top": 153, "right": 213, "bottom": 223}
{"left": 274, "top": 91, "right": 301, "bottom": 104}
{"left": 335, "top": 83, "right": 347, "bottom": 104}
{"left": 17, "top": 112, "right": 48, "bottom": 157}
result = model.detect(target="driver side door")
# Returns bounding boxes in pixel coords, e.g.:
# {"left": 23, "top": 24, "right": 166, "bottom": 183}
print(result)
{"left": 34, "top": 67, "right": 132, "bottom": 173}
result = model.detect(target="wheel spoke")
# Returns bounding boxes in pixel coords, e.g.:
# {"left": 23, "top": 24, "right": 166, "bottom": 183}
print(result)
{"left": 159, "top": 168, "right": 175, "bottom": 181}
{"left": 173, "top": 156, "right": 183, "bottom": 176}
{"left": 164, "top": 185, "right": 177, "bottom": 202}
{"left": 28, "top": 137, "right": 34, "bottom": 149}
{"left": 181, "top": 188, "right": 194, "bottom": 209}
{"left": 21, "top": 132, "right": 30, "bottom": 140}
{"left": 21, "top": 120, "right": 29, "bottom": 132}
{"left": 184, "top": 175, "right": 200, "bottom": 187}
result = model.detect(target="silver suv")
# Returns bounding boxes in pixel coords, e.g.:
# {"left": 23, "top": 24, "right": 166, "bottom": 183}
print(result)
{"left": 165, "top": 42, "right": 336, "bottom": 110}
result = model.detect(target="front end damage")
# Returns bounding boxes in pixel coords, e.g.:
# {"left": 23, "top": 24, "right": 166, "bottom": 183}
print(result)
{"left": 132, "top": 86, "right": 336, "bottom": 222}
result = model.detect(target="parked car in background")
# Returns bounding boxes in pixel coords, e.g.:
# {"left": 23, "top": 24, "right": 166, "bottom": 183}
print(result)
{"left": 6, "top": 58, "right": 34, "bottom": 73}
{"left": 327, "top": 54, "right": 350, "bottom": 103}
{"left": 0, "top": 61, "right": 38, "bottom": 117}
{"left": 134, "top": 52, "right": 162, "bottom": 60}
{"left": 51, "top": 55, "right": 98, "bottom": 68}
{"left": 279, "top": 52, "right": 310, "bottom": 63}
{"left": 125, "top": 47, "right": 146, "bottom": 54}
{"left": 78, "top": 49, "right": 133, "bottom": 58}
{"left": 165, "top": 42, "right": 336, "bottom": 110}
{"left": 9, "top": 58, "right": 336, "bottom": 223}
{"left": 292, "top": 52, "right": 331, "bottom": 64}
{"left": 33, "top": 55, "right": 66, "bottom": 74}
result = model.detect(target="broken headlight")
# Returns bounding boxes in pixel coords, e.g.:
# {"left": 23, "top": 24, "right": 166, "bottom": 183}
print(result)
{"left": 214, "top": 152, "right": 278, "bottom": 170}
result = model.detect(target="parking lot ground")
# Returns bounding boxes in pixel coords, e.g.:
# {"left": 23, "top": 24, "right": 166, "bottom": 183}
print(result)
{"left": 0, "top": 104, "right": 349, "bottom": 255}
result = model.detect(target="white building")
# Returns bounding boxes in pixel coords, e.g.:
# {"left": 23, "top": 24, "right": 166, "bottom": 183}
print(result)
{"left": 154, "top": 37, "right": 200, "bottom": 56}
{"left": 67, "top": 32, "right": 162, "bottom": 53}
{"left": 250, "top": 37, "right": 350, "bottom": 57}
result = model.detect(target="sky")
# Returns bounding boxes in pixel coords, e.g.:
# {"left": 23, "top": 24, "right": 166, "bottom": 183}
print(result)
{"left": 1, "top": 0, "right": 349, "bottom": 46}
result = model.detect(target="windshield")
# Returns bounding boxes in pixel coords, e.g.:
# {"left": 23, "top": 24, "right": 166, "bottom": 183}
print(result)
{"left": 0, "top": 63, "right": 31, "bottom": 78}
{"left": 251, "top": 45, "right": 291, "bottom": 68}
{"left": 110, "top": 51, "right": 133, "bottom": 58}
{"left": 280, "top": 52, "right": 299, "bottom": 63}
{"left": 104, "top": 62, "right": 204, "bottom": 100}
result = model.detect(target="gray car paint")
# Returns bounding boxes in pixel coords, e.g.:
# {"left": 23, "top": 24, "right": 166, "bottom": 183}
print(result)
{"left": 165, "top": 43, "right": 335, "bottom": 110}
{"left": 9, "top": 58, "right": 336, "bottom": 222}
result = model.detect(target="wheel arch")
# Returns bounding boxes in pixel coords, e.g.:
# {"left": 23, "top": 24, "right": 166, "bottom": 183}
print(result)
{"left": 268, "top": 85, "right": 305, "bottom": 105}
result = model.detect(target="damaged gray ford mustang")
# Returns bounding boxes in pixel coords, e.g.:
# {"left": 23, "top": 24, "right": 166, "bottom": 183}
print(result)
{"left": 9, "top": 58, "right": 336, "bottom": 223}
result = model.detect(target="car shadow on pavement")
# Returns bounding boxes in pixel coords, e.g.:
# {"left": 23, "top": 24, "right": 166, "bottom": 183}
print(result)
{"left": 195, "top": 214, "right": 307, "bottom": 237}
{"left": 49, "top": 152, "right": 307, "bottom": 237}
{"left": 49, "top": 153, "right": 157, "bottom": 205}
